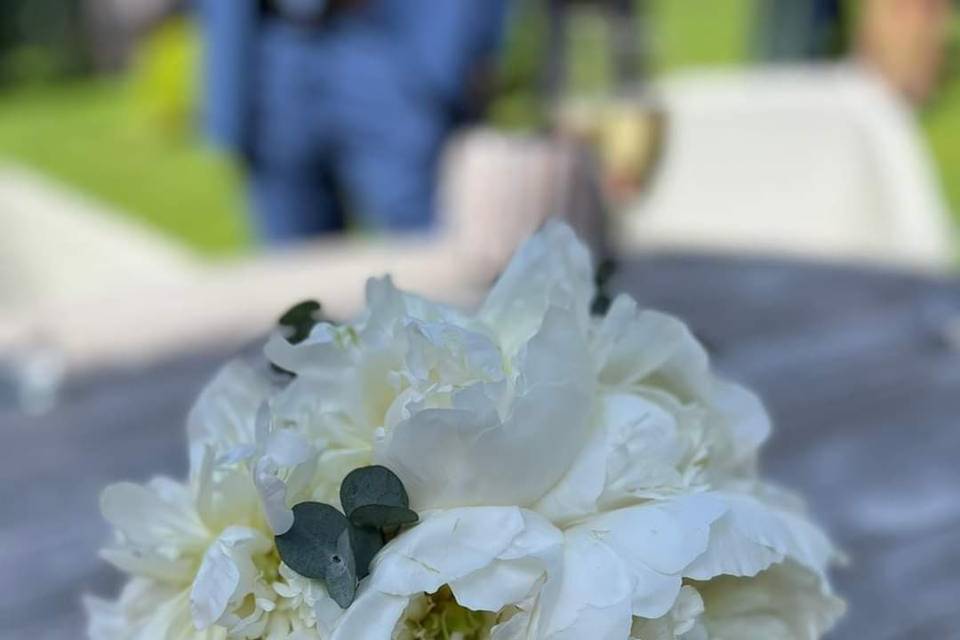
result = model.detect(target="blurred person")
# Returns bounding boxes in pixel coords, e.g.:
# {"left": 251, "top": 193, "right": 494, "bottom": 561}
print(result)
{"left": 753, "top": 0, "right": 849, "bottom": 61}
{"left": 754, "top": 0, "right": 954, "bottom": 105}
{"left": 198, "top": 0, "right": 509, "bottom": 243}
{"left": 857, "top": 0, "right": 954, "bottom": 104}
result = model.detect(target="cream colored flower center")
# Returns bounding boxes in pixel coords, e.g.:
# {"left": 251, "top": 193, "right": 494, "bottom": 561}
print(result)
{"left": 393, "top": 586, "right": 502, "bottom": 640}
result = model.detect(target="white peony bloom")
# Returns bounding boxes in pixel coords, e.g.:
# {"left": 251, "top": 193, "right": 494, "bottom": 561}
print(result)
{"left": 694, "top": 561, "right": 845, "bottom": 640}
{"left": 86, "top": 577, "right": 226, "bottom": 640}
{"left": 535, "top": 493, "right": 725, "bottom": 640}
{"left": 88, "top": 364, "right": 342, "bottom": 640}
{"left": 88, "top": 464, "right": 346, "bottom": 640}
{"left": 331, "top": 507, "right": 563, "bottom": 640}
{"left": 89, "top": 222, "right": 843, "bottom": 640}
{"left": 630, "top": 585, "right": 706, "bottom": 640}
{"left": 264, "top": 223, "right": 596, "bottom": 513}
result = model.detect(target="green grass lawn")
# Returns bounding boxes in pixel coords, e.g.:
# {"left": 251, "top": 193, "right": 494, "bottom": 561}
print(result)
{"left": 0, "top": 79, "right": 249, "bottom": 255}
{"left": 923, "top": 76, "right": 960, "bottom": 224}
{"left": 652, "top": 0, "right": 756, "bottom": 70}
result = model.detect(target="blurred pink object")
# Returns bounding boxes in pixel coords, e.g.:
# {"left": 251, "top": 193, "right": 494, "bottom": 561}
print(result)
{"left": 440, "top": 128, "right": 608, "bottom": 276}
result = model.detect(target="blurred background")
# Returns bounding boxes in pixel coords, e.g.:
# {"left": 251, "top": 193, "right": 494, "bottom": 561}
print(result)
{"left": 2, "top": 2, "right": 960, "bottom": 638}
{"left": 1, "top": 0, "right": 959, "bottom": 375}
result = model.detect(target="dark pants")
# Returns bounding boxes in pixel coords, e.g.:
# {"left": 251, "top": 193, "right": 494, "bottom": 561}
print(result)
{"left": 249, "top": 20, "right": 447, "bottom": 242}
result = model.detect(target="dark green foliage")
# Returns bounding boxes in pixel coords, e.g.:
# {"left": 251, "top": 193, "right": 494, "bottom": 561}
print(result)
{"left": 275, "top": 503, "right": 358, "bottom": 607}
{"left": 340, "top": 465, "right": 419, "bottom": 530}
{"left": 278, "top": 300, "right": 323, "bottom": 344}
{"left": 591, "top": 259, "right": 618, "bottom": 316}
{"left": 274, "top": 466, "right": 418, "bottom": 608}
{"left": 348, "top": 522, "right": 385, "bottom": 580}
{"left": 350, "top": 504, "right": 420, "bottom": 530}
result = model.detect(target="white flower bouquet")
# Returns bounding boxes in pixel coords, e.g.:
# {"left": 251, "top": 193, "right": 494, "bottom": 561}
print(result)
{"left": 87, "top": 223, "right": 844, "bottom": 639}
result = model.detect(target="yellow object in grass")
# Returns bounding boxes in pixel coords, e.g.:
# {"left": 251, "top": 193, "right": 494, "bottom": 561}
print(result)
{"left": 128, "top": 16, "right": 201, "bottom": 138}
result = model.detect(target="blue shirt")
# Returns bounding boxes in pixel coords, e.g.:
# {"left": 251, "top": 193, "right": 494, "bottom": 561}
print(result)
{"left": 198, "top": 0, "right": 510, "bottom": 153}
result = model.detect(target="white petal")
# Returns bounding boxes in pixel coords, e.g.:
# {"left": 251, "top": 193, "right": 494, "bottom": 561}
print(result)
{"left": 314, "top": 592, "right": 348, "bottom": 636}
{"left": 548, "top": 600, "right": 633, "bottom": 640}
{"left": 134, "top": 588, "right": 200, "bottom": 640}
{"left": 191, "top": 547, "right": 239, "bottom": 630}
{"left": 536, "top": 392, "right": 691, "bottom": 524}
{"left": 491, "top": 605, "right": 538, "bottom": 640}
{"left": 264, "top": 427, "right": 313, "bottom": 467}
{"left": 341, "top": 507, "right": 561, "bottom": 638}
{"left": 329, "top": 587, "right": 410, "bottom": 640}
{"left": 683, "top": 509, "right": 783, "bottom": 580}
{"left": 698, "top": 562, "right": 845, "bottom": 640}
{"left": 570, "top": 494, "right": 726, "bottom": 618}
{"left": 544, "top": 526, "right": 634, "bottom": 640}
{"left": 500, "top": 510, "right": 566, "bottom": 563}
{"left": 582, "top": 494, "right": 726, "bottom": 575}
{"left": 363, "top": 274, "right": 468, "bottom": 331}
{"left": 197, "top": 464, "right": 262, "bottom": 533}
{"left": 85, "top": 578, "right": 183, "bottom": 640}
{"left": 593, "top": 300, "right": 771, "bottom": 473}
{"left": 630, "top": 585, "right": 705, "bottom": 640}
{"left": 190, "top": 526, "right": 271, "bottom": 629}
{"left": 533, "top": 419, "right": 608, "bottom": 524}
{"left": 707, "top": 381, "right": 771, "bottom": 470}
{"left": 187, "top": 360, "right": 276, "bottom": 458}
{"left": 381, "top": 306, "right": 593, "bottom": 510}
{"left": 253, "top": 457, "right": 294, "bottom": 535}
{"left": 480, "top": 221, "right": 594, "bottom": 355}
{"left": 449, "top": 558, "right": 545, "bottom": 613}
{"left": 85, "top": 594, "right": 126, "bottom": 640}
{"left": 370, "top": 507, "right": 528, "bottom": 596}
{"left": 99, "top": 548, "right": 195, "bottom": 583}
{"left": 100, "top": 481, "right": 207, "bottom": 549}
{"left": 402, "top": 319, "right": 504, "bottom": 387}
{"left": 263, "top": 322, "right": 350, "bottom": 377}
{"left": 598, "top": 393, "right": 690, "bottom": 506}
{"left": 685, "top": 491, "right": 836, "bottom": 581}
{"left": 446, "top": 509, "right": 562, "bottom": 613}
{"left": 595, "top": 301, "right": 702, "bottom": 391}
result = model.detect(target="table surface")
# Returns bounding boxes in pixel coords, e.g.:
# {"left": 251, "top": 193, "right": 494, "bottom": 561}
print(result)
{"left": 2, "top": 253, "right": 959, "bottom": 640}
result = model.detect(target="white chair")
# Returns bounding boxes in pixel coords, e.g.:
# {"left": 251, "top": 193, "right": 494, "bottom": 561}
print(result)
{"left": 619, "top": 64, "right": 956, "bottom": 271}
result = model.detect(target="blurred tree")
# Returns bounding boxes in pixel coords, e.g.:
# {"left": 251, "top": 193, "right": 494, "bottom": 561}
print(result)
{"left": 0, "top": 0, "right": 90, "bottom": 86}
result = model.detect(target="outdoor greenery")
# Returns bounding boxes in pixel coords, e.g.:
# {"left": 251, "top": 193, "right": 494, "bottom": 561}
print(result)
{"left": 0, "top": 16, "right": 248, "bottom": 256}
{"left": 923, "top": 15, "right": 960, "bottom": 224}
{"left": 0, "top": 79, "right": 248, "bottom": 254}
{"left": 0, "top": 1, "right": 957, "bottom": 256}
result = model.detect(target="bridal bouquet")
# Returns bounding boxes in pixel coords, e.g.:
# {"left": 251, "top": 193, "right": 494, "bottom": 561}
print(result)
{"left": 87, "top": 223, "right": 844, "bottom": 639}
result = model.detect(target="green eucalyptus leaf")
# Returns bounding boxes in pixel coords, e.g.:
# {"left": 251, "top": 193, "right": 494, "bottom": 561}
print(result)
{"left": 325, "top": 529, "right": 358, "bottom": 608}
{"left": 591, "top": 259, "right": 617, "bottom": 317}
{"left": 340, "top": 465, "right": 410, "bottom": 515}
{"left": 348, "top": 523, "right": 385, "bottom": 579}
{"left": 350, "top": 504, "right": 419, "bottom": 530}
{"left": 278, "top": 300, "right": 322, "bottom": 344}
{"left": 275, "top": 502, "right": 358, "bottom": 607}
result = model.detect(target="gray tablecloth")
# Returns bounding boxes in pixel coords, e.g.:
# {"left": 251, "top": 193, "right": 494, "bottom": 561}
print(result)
{"left": 2, "top": 254, "right": 959, "bottom": 639}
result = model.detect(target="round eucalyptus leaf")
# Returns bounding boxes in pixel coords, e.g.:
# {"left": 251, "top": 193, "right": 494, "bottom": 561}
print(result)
{"left": 340, "top": 465, "right": 411, "bottom": 519}
{"left": 325, "top": 529, "right": 358, "bottom": 608}
{"left": 349, "top": 504, "right": 419, "bottom": 530}
{"left": 275, "top": 502, "right": 352, "bottom": 582}
{"left": 349, "top": 523, "right": 385, "bottom": 579}
{"left": 278, "top": 300, "right": 322, "bottom": 344}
